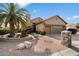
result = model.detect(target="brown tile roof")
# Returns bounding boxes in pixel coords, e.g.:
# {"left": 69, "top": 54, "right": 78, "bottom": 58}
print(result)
{"left": 44, "top": 15, "right": 67, "bottom": 24}
{"left": 31, "top": 15, "right": 67, "bottom": 26}
{"left": 36, "top": 15, "right": 67, "bottom": 25}
{"left": 31, "top": 17, "right": 43, "bottom": 24}
{"left": 56, "top": 15, "right": 67, "bottom": 24}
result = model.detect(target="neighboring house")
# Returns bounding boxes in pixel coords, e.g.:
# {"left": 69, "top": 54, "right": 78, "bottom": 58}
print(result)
{"left": 31, "top": 15, "right": 67, "bottom": 33}
{"left": 66, "top": 23, "right": 76, "bottom": 29}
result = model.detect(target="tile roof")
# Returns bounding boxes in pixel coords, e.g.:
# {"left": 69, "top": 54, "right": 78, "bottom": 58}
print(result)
{"left": 31, "top": 17, "right": 43, "bottom": 24}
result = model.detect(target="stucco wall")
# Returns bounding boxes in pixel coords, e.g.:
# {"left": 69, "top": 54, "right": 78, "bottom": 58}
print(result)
{"left": 36, "top": 23, "right": 45, "bottom": 32}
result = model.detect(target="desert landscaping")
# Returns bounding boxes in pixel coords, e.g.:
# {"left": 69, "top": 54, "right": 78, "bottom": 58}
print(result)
{"left": 0, "top": 34, "right": 67, "bottom": 56}
{"left": 0, "top": 3, "right": 79, "bottom": 56}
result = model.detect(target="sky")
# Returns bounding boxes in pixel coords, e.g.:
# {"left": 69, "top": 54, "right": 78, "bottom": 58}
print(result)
{"left": 18, "top": 3, "right": 79, "bottom": 23}
{"left": 1, "top": 3, "right": 79, "bottom": 23}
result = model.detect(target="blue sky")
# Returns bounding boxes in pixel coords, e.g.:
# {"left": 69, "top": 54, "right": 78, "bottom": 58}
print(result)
{"left": 19, "top": 3, "right": 79, "bottom": 23}
{"left": 1, "top": 3, "right": 79, "bottom": 23}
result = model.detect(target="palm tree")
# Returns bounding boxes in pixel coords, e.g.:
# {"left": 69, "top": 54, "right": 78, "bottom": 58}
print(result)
{"left": 0, "top": 3, "right": 30, "bottom": 37}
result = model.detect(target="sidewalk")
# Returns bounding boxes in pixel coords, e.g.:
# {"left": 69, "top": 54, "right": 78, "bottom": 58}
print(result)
{"left": 52, "top": 41, "right": 79, "bottom": 56}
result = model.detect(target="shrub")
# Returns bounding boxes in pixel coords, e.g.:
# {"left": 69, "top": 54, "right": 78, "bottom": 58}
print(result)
{"left": 26, "top": 30, "right": 32, "bottom": 34}
{"left": 21, "top": 29, "right": 33, "bottom": 37}
{"left": 40, "top": 31, "right": 46, "bottom": 35}
{"left": 35, "top": 31, "right": 40, "bottom": 34}
{"left": 0, "top": 29, "right": 10, "bottom": 35}
{"left": 67, "top": 28, "right": 77, "bottom": 34}
{"left": 35, "top": 31, "right": 46, "bottom": 35}
{"left": 21, "top": 31, "right": 26, "bottom": 37}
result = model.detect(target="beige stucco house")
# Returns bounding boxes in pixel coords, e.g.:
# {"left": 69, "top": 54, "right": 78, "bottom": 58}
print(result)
{"left": 31, "top": 15, "right": 67, "bottom": 33}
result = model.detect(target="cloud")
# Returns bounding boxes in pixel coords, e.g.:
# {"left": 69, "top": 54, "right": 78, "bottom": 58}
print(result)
{"left": 33, "top": 10, "right": 40, "bottom": 14}
{"left": 33, "top": 10, "right": 37, "bottom": 13}
{"left": 67, "top": 16, "right": 79, "bottom": 20}
{"left": 72, "top": 16, "right": 79, "bottom": 18}
{"left": 67, "top": 17, "right": 71, "bottom": 20}
{"left": 18, "top": 3, "right": 30, "bottom": 8}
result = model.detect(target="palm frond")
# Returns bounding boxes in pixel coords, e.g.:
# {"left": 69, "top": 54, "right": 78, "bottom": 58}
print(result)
{"left": 0, "top": 14, "right": 6, "bottom": 26}
{"left": 0, "top": 3, "right": 30, "bottom": 32}
{"left": 16, "top": 16, "right": 28, "bottom": 30}
{"left": 0, "top": 3, "right": 10, "bottom": 11}
{"left": 16, "top": 8, "right": 29, "bottom": 15}
{"left": 0, "top": 9, "right": 8, "bottom": 13}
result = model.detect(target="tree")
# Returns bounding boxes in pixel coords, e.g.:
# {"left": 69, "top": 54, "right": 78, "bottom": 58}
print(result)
{"left": 0, "top": 3, "right": 30, "bottom": 37}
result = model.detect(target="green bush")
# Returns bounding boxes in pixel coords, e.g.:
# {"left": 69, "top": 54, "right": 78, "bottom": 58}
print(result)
{"left": 26, "top": 30, "right": 32, "bottom": 34}
{"left": 21, "top": 30, "right": 27, "bottom": 37}
{"left": 35, "top": 31, "right": 46, "bottom": 35}
{"left": 67, "top": 28, "right": 77, "bottom": 34}
{"left": 0, "top": 29, "right": 10, "bottom": 35}
{"left": 35, "top": 31, "right": 40, "bottom": 34}
{"left": 21, "top": 29, "right": 32, "bottom": 37}
{"left": 40, "top": 31, "right": 46, "bottom": 35}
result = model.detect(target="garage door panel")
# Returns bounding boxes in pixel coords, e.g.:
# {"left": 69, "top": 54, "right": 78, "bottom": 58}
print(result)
{"left": 51, "top": 25, "right": 64, "bottom": 33}
{"left": 45, "top": 26, "right": 51, "bottom": 33}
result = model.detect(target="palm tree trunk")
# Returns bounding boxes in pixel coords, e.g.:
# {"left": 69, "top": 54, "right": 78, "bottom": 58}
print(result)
{"left": 9, "top": 19, "right": 15, "bottom": 37}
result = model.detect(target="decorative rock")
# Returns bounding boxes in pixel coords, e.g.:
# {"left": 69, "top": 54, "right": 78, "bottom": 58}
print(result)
{"left": 3, "top": 33, "right": 10, "bottom": 38}
{"left": 61, "top": 30, "right": 72, "bottom": 47}
{"left": 16, "top": 43, "right": 25, "bottom": 50}
{"left": 28, "top": 34, "right": 36, "bottom": 40}
{"left": 24, "top": 41, "right": 32, "bottom": 48}
{"left": 14, "top": 33, "right": 21, "bottom": 38}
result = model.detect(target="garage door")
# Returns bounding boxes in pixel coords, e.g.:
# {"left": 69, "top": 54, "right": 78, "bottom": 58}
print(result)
{"left": 51, "top": 25, "right": 64, "bottom": 33}
{"left": 45, "top": 26, "right": 51, "bottom": 33}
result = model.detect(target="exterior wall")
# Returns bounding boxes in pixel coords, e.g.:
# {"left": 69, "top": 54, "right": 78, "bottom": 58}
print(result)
{"left": 45, "top": 25, "right": 66, "bottom": 33}
{"left": 44, "top": 16, "right": 66, "bottom": 33}
{"left": 45, "top": 26, "right": 51, "bottom": 33}
{"left": 36, "top": 23, "right": 45, "bottom": 32}
{"left": 36, "top": 24, "right": 66, "bottom": 33}
{"left": 51, "top": 25, "right": 66, "bottom": 33}
{"left": 36, "top": 16, "right": 67, "bottom": 33}
{"left": 36, "top": 24, "right": 66, "bottom": 34}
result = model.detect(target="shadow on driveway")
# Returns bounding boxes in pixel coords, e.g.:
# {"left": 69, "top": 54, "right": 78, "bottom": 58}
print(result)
{"left": 70, "top": 46, "right": 79, "bottom": 52}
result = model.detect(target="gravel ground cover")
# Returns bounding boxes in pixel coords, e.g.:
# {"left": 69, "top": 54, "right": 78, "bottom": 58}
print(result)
{"left": 0, "top": 35, "right": 67, "bottom": 56}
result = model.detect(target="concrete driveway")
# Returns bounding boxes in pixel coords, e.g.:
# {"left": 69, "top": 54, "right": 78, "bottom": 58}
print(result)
{"left": 47, "top": 32, "right": 79, "bottom": 41}
{"left": 47, "top": 32, "right": 79, "bottom": 56}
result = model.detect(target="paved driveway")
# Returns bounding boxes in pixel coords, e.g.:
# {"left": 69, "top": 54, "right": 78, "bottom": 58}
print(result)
{"left": 47, "top": 32, "right": 79, "bottom": 56}
{"left": 47, "top": 32, "right": 79, "bottom": 41}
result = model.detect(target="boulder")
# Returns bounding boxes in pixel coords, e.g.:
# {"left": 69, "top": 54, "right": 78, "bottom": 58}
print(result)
{"left": 28, "top": 34, "right": 36, "bottom": 40}
{"left": 14, "top": 33, "right": 21, "bottom": 38}
{"left": 24, "top": 41, "right": 32, "bottom": 48}
{"left": 3, "top": 33, "right": 10, "bottom": 38}
{"left": 16, "top": 43, "right": 25, "bottom": 50}
{"left": 61, "top": 31, "right": 72, "bottom": 47}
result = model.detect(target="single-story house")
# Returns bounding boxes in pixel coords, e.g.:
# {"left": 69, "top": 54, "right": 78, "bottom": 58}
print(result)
{"left": 31, "top": 15, "right": 67, "bottom": 33}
